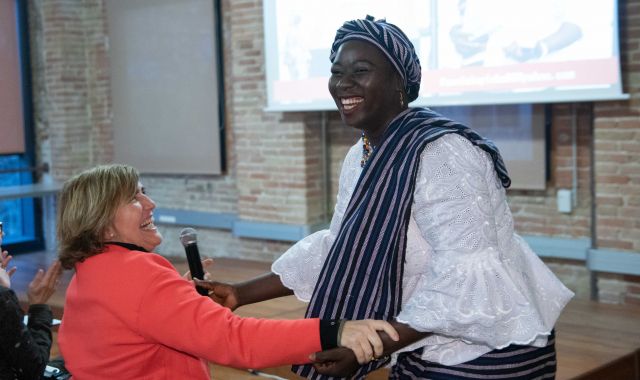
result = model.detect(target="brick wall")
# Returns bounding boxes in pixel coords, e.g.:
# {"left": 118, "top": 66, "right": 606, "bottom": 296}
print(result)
{"left": 28, "top": 0, "right": 112, "bottom": 179}
{"left": 594, "top": 0, "right": 640, "bottom": 252}
{"left": 28, "top": 0, "right": 327, "bottom": 262}
{"left": 507, "top": 103, "right": 593, "bottom": 238}
{"left": 227, "top": 0, "right": 324, "bottom": 227}
{"left": 591, "top": 0, "right": 640, "bottom": 304}
{"left": 28, "top": 0, "right": 639, "bottom": 303}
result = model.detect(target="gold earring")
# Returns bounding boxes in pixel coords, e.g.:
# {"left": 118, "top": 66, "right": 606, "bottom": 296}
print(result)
{"left": 399, "top": 92, "right": 404, "bottom": 107}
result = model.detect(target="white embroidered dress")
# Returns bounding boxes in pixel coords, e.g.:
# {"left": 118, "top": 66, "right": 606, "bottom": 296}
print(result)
{"left": 273, "top": 133, "right": 574, "bottom": 366}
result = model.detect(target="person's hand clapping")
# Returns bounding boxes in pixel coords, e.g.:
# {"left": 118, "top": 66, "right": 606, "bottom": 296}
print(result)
{"left": 0, "top": 248, "right": 17, "bottom": 288}
{"left": 27, "top": 260, "right": 62, "bottom": 305}
{"left": 193, "top": 278, "right": 240, "bottom": 310}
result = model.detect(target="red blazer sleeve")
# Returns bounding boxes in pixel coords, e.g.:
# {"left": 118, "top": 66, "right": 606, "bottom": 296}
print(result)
{"left": 134, "top": 256, "right": 321, "bottom": 369}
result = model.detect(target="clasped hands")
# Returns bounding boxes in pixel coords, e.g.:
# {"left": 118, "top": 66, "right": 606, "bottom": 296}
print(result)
{"left": 194, "top": 277, "right": 399, "bottom": 377}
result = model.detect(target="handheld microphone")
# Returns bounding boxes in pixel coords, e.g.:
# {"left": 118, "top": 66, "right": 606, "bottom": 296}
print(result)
{"left": 179, "top": 227, "right": 208, "bottom": 296}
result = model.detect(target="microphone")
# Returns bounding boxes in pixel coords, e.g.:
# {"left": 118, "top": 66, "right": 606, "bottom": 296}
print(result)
{"left": 179, "top": 227, "right": 208, "bottom": 296}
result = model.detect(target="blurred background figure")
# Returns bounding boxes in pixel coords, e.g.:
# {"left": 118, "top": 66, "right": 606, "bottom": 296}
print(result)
{"left": 0, "top": 224, "right": 62, "bottom": 380}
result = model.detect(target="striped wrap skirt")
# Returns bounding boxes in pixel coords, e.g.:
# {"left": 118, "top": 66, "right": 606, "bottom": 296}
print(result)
{"left": 389, "top": 330, "right": 557, "bottom": 380}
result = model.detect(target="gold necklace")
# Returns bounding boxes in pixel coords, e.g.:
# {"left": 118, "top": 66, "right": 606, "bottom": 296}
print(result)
{"left": 361, "top": 133, "right": 374, "bottom": 167}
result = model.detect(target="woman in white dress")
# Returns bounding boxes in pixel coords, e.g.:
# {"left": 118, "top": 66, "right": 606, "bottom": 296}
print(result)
{"left": 196, "top": 15, "right": 573, "bottom": 379}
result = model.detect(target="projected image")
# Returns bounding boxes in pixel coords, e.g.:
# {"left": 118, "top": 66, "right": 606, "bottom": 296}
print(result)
{"left": 263, "top": 0, "right": 623, "bottom": 110}
{"left": 442, "top": 0, "right": 585, "bottom": 67}
{"left": 427, "top": 0, "right": 618, "bottom": 101}
{"left": 265, "top": 0, "right": 431, "bottom": 109}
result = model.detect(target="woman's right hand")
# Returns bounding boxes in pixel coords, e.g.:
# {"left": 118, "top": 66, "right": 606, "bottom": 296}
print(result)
{"left": 311, "top": 347, "right": 359, "bottom": 377}
{"left": 27, "top": 261, "right": 62, "bottom": 305}
{"left": 339, "top": 320, "right": 399, "bottom": 364}
{"left": 193, "top": 278, "right": 240, "bottom": 310}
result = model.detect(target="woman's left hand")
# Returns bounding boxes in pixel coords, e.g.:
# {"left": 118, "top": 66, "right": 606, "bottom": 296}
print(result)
{"left": 182, "top": 258, "right": 214, "bottom": 280}
{"left": 0, "top": 250, "right": 17, "bottom": 288}
{"left": 310, "top": 347, "right": 360, "bottom": 377}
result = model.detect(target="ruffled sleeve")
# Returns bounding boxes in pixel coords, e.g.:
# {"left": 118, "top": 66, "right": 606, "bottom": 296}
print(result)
{"left": 272, "top": 142, "right": 362, "bottom": 302}
{"left": 396, "top": 134, "right": 572, "bottom": 363}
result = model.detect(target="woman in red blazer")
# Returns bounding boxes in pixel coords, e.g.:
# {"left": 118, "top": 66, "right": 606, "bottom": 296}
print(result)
{"left": 56, "top": 164, "right": 397, "bottom": 380}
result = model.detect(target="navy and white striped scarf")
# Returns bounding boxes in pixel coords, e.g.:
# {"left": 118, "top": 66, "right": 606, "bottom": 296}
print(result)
{"left": 294, "top": 107, "right": 510, "bottom": 379}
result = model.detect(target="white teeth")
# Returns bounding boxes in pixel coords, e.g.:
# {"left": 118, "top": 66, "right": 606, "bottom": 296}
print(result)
{"left": 341, "top": 97, "right": 363, "bottom": 105}
{"left": 140, "top": 218, "right": 155, "bottom": 229}
{"left": 341, "top": 97, "right": 363, "bottom": 111}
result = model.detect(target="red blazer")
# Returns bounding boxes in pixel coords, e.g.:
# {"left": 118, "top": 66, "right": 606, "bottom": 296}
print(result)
{"left": 59, "top": 244, "right": 320, "bottom": 379}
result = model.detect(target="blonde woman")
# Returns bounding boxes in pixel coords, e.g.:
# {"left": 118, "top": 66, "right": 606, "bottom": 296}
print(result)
{"left": 56, "top": 164, "right": 398, "bottom": 380}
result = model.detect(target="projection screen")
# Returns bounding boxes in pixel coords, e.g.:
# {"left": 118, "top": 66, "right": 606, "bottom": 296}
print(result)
{"left": 263, "top": 0, "right": 627, "bottom": 111}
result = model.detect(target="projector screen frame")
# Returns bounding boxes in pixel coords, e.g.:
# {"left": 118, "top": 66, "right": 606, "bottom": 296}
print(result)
{"left": 262, "top": 0, "right": 628, "bottom": 113}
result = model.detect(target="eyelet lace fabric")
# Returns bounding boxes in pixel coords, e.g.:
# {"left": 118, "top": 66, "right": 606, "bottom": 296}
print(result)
{"left": 272, "top": 134, "right": 573, "bottom": 366}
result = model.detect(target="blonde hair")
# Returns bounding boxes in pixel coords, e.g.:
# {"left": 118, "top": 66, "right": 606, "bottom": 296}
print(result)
{"left": 57, "top": 164, "right": 139, "bottom": 269}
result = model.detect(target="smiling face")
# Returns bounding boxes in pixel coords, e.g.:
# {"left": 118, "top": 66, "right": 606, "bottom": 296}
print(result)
{"left": 108, "top": 183, "right": 162, "bottom": 251}
{"left": 328, "top": 40, "right": 405, "bottom": 140}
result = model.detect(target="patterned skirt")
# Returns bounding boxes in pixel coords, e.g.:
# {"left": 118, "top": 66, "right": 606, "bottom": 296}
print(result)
{"left": 389, "top": 331, "right": 557, "bottom": 380}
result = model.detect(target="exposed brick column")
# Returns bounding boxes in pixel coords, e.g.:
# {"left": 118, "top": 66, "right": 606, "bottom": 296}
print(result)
{"left": 593, "top": 0, "right": 640, "bottom": 252}
{"left": 28, "top": 0, "right": 112, "bottom": 180}
{"left": 227, "top": 0, "right": 324, "bottom": 227}
{"left": 591, "top": 0, "right": 640, "bottom": 304}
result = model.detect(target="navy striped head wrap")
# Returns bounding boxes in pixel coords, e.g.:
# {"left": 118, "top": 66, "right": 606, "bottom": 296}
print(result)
{"left": 330, "top": 15, "right": 421, "bottom": 102}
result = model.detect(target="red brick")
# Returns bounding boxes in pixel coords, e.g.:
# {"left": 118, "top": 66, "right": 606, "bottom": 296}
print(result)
{"left": 596, "top": 196, "right": 625, "bottom": 206}
{"left": 596, "top": 239, "right": 634, "bottom": 250}
{"left": 620, "top": 207, "right": 640, "bottom": 218}
{"left": 595, "top": 175, "right": 631, "bottom": 184}
{"left": 598, "top": 218, "right": 635, "bottom": 228}
{"left": 28, "top": 0, "right": 640, "bottom": 297}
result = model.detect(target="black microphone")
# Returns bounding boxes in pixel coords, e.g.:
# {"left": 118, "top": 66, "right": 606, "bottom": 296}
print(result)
{"left": 179, "top": 227, "right": 208, "bottom": 296}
